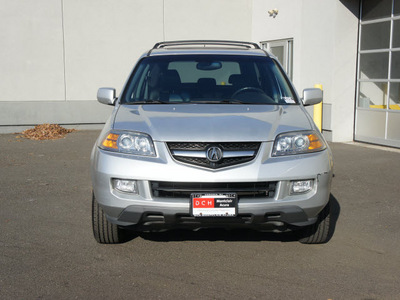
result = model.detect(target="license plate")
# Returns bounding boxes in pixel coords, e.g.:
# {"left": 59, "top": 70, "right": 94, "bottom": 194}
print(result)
{"left": 191, "top": 193, "right": 237, "bottom": 217}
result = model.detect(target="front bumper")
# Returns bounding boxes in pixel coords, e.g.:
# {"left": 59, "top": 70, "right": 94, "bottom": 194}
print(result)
{"left": 91, "top": 141, "right": 333, "bottom": 230}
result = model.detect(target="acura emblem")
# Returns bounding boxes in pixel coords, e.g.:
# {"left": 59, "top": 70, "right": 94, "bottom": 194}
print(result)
{"left": 206, "top": 146, "right": 223, "bottom": 162}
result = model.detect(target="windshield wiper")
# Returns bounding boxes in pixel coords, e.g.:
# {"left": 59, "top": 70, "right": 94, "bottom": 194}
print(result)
{"left": 126, "top": 100, "right": 168, "bottom": 104}
{"left": 219, "top": 99, "right": 246, "bottom": 104}
{"left": 190, "top": 99, "right": 246, "bottom": 104}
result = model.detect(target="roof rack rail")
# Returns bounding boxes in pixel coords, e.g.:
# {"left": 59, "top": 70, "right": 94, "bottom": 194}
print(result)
{"left": 152, "top": 40, "right": 261, "bottom": 50}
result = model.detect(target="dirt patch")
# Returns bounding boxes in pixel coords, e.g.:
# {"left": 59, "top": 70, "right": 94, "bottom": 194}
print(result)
{"left": 20, "top": 124, "right": 76, "bottom": 140}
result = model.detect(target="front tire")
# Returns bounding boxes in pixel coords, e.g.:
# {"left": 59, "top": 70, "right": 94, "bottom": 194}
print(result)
{"left": 297, "top": 200, "right": 331, "bottom": 244}
{"left": 92, "top": 192, "right": 125, "bottom": 244}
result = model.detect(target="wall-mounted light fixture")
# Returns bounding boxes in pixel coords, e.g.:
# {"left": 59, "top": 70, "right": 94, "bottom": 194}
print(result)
{"left": 268, "top": 9, "right": 279, "bottom": 18}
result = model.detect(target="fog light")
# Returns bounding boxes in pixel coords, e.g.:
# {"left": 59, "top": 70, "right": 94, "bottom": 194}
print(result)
{"left": 290, "top": 180, "right": 313, "bottom": 194}
{"left": 113, "top": 179, "right": 138, "bottom": 194}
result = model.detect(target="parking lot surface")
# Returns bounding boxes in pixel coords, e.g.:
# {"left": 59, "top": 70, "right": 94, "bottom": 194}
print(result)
{"left": 1, "top": 130, "right": 399, "bottom": 299}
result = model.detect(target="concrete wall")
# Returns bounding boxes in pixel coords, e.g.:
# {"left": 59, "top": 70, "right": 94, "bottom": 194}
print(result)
{"left": 0, "top": 0, "right": 359, "bottom": 142}
{"left": 252, "top": 0, "right": 359, "bottom": 142}
{"left": 0, "top": 0, "right": 65, "bottom": 101}
{"left": 164, "top": 0, "right": 252, "bottom": 41}
{"left": 0, "top": 0, "right": 252, "bottom": 132}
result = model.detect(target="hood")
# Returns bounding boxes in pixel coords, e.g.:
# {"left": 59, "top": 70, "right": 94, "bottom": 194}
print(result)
{"left": 112, "top": 104, "right": 313, "bottom": 142}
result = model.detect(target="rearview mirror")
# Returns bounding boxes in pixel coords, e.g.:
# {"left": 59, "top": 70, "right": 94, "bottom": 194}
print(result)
{"left": 196, "top": 61, "right": 222, "bottom": 70}
{"left": 302, "top": 88, "right": 323, "bottom": 106}
{"left": 97, "top": 88, "right": 116, "bottom": 106}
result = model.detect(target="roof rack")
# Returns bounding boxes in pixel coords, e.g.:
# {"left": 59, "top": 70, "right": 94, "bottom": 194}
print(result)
{"left": 152, "top": 40, "right": 261, "bottom": 50}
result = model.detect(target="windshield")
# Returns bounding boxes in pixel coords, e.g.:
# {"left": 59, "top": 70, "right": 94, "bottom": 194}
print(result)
{"left": 121, "top": 55, "right": 298, "bottom": 105}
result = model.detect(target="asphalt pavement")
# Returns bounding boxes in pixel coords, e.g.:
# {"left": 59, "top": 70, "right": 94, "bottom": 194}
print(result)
{"left": 1, "top": 130, "right": 399, "bottom": 299}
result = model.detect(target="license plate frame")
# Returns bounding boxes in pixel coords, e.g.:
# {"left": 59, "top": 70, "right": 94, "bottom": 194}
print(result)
{"left": 190, "top": 193, "right": 238, "bottom": 217}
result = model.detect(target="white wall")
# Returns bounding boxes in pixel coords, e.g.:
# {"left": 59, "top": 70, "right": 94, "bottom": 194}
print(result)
{"left": 0, "top": 0, "right": 359, "bottom": 142}
{"left": 63, "top": 0, "right": 165, "bottom": 100}
{"left": 0, "top": 0, "right": 65, "bottom": 101}
{"left": 252, "top": 0, "right": 302, "bottom": 88}
{"left": 329, "top": 1, "right": 359, "bottom": 142}
{"left": 164, "top": 0, "right": 252, "bottom": 41}
{"left": 252, "top": 0, "right": 359, "bottom": 142}
{"left": 0, "top": 0, "right": 252, "bottom": 131}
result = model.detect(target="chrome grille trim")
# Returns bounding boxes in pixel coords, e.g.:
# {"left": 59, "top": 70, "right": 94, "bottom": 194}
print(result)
{"left": 171, "top": 150, "right": 255, "bottom": 158}
{"left": 167, "top": 142, "right": 261, "bottom": 169}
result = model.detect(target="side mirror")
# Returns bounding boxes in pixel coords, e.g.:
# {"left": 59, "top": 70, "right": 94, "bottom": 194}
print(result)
{"left": 97, "top": 88, "right": 116, "bottom": 106}
{"left": 302, "top": 88, "right": 323, "bottom": 106}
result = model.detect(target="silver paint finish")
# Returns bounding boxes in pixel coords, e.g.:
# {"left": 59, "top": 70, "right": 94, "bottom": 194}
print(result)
{"left": 302, "top": 88, "right": 323, "bottom": 106}
{"left": 91, "top": 137, "right": 333, "bottom": 226}
{"left": 97, "top": 88, "right": 116, "bottom": 106}
{"left": 91, "top": 41, "right": 334, "bottom": 230}
{"left": 112, "top": 104, "right": 313, "bottom": 142}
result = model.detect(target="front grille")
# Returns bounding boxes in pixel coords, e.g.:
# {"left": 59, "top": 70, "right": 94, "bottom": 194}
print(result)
{"left": 168, "top": 142, "right": 260, "bottom": 151}
{"left": 172, "top": 156, "right": 256, "bottom": 169}
{"left": 151, "top": 181, "right": 277, "bottom": 199}
{"left": 167, "top": 142, "right": 261, "bottom": 169}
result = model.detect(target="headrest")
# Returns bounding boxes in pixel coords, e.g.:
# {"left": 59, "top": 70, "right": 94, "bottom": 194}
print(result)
{"left": 161, "top": 69, "right": 181, "bottom": 88}
{"left": 229, "top": 74, "right": 245, "bottom": 86}
{"left": 198, "top": 78, "right": 216, "bottom": 87}
{"left": 165, "top": 70, "right": 181, "bottom": 83}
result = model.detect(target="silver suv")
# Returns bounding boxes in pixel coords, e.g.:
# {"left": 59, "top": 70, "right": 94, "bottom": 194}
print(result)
{"left": 91, "top": 40, "right": 333, "bottom": 244}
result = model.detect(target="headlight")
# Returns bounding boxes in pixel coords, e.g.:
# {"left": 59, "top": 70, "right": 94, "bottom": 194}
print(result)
{"left": 100, "top": 131, "right": 156, "bottom": 156}
{"left": 272, "top": 131, "right": 326, "bottom": 156}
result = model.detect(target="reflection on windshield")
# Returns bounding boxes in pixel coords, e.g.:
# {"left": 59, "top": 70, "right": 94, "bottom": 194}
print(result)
{"left": 122, "top": 55, "right": 298, "bottom": 105}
